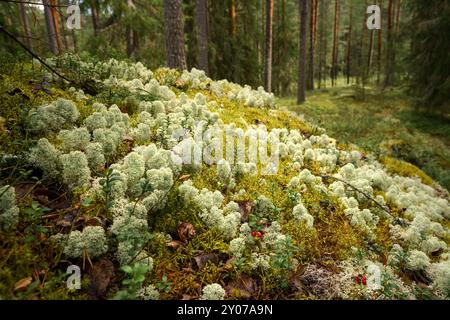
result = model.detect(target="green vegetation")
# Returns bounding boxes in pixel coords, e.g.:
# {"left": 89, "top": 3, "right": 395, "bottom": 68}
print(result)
{"left": 280, "top": 86, "right": 450, "bottom": 190}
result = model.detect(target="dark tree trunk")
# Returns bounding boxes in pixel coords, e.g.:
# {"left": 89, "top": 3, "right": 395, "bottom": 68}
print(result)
{"left": 92, "top": 0, "right": 100, "bottom": 36}
{"left": 307, "top": 0, "right": 316, "bottom": 90}
{"left": 126, "top": 0, "right": 137, "bottom": 58}
{"left": 345, "top": 3, "right": 352, "bottom": 84}
{"left": 264, "top": 0, "right": 274, "bottom": 92}
{"left": 297, "top": 0, "right": 308, "bottom": 104}
{"left": 18, "top": 0, "right": 33, "bottom": 50}
{"left": 384, "top": 0, "right": 394, "bottom": 88}
{"left": 43, "top": 0, "right": 59, "bottom": 54}
{"left": 164, "top": 0, "right": 187, "bottom": 70}
{"left": 377, "top": 0, "right": 383, "bottom": 85}
{"left": 331, "top": 0, "right": 340, "bottom": 87}
{"left": 195, "top": 0, "right": 209, "bottom": 75}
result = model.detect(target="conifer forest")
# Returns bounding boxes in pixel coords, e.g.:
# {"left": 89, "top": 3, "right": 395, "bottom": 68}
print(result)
{"left": 0, "top": 0, "right": 449, "bottom": 301}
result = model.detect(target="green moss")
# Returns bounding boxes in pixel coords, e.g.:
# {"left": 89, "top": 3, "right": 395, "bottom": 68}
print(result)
{"left": 380, "top": 156, "right": 435, "bottom": 186}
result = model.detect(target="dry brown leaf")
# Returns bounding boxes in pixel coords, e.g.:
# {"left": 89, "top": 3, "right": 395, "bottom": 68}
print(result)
{"left": 225, "top": 274, "right": 258, "bottom": 299}
{"left": 178, "top": 222, "right": 196, "bottom": 243}
{"left": 167, "top": 240, "right": 183, "bottom": 250}
{"left": 237, "top": 200, "right": 253, "bottom": 222}
{"left": 194, "top": 253, "right": 219, "bottom": 270}
{"left": 179, "top": 174, "right": 191, "bottom": 182}
{"left": 14, "top": 277, "right": 33, "bottom": 291}
{"left": 87, "top": 258, "right": 115, "bottom": 299}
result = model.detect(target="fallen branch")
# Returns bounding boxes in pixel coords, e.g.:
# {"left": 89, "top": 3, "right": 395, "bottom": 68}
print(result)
{"left": 321, "top": 174, "right": 409, "bottom": 226}
{"left": 0, "top": 26, "right": 71, "bottom": 83}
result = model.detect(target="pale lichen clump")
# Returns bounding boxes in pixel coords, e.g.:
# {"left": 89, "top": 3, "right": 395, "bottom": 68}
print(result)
{"left": 63, "top": 226, "right": 108, "bottom": 259}
{"left": 0, "top": 185, "right": 19, "bottom": 231}
{"left": 200, "top": 283, "right": 226, "bottom": 300}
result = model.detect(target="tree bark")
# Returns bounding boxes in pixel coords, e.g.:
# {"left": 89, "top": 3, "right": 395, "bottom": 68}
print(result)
{"left": 307, "top": 0, "right": 316, "bottom": 90}
{"left": 18, "top": 1, "right": 33, "bottom": 50}
{"left": 331, "top": 0, "right": 340, "bottom": 87}
{"left": 126, "top": 0, "right": 137, "bottom": 58}
{"left": 345, "top": 3, "right": 352, "bottom": 84}
{"left": 50, "top": 0, "right": 63, "bottom": 53}
{"left": 230, "top": 0, "right": 237, "bottom": 36}
{"left": 384, "top": 0, "right": 394, "bottom": 88}
{"left": 164, "top": 0, "right": 187, "bottom": 70}
{"left": 376, "top": 0, "right": 383, "bottom": 85}
{"left": 297, "top": 0, "right": 308, "bottom": 104}
{"left": 195, "top": 0, "right": 209, "bottom": 75}
{"left": 59, "top": 5, "right": 68, "bottom": 50}
{"left": 264, "top": 0, "right": 274, "bottom": 92}
{"left": 92, "top": 0, "right": 100, "bottom": 37}
{"left": 43, "top": 0, "right": 59, "bottom": 55}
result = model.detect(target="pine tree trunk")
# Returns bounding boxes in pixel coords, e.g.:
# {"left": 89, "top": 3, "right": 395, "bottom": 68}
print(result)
{"left": 126, "top": 0, "right": 137, "bottom": 58}
{"left": 18, "top": 1, "right": 33, "bottom": 50}
{"left": 59, "top": 0, "right": 68, "bottom": 51}
{"left": 230, "top": 0, "right": 237, "bottom": 36}
{"left": 92, "top": 0, "right": 100, "bottom": 36}
{"left": 307, "top": 0, "right": 316, "bottom": 90}
{"left": 345, "top": 3, "right": 352, "bottom": 85}
{"left": 50, "top": 0, "right": 63, "bottom": 53}
{"left": 43, "top": 0, "right": 59, "bottom": 55}
{"left": 331, "top": 0, "right": 340, "bottom": 87}
{"left": 164, "top": 0, "right": 187, "bottom": 70}
{"left": 384, "top": 0, "right": 394, "bottom": 88}
{"left": 367, "top": 29, "right": 374, "bottom": 76}
{"left": 264, "top": 0, "right": 274, "bottom": 92}
{"left": 317, "top": 0, "right": 328, "bottom": 89}
{"left": 297, "top": 0, "right": 308, "bottom": 104}
{"left": 195, "top": 0, "right": 209, "bottom": 75}
{"left": 377, "top": 0, "right": 383, "bottom": 85}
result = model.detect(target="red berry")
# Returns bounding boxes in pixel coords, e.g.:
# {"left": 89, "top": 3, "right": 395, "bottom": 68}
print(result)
{"left": 256, "top": 232, "right": 262, "bottom": 238}
{"left": 362, "top": 276, "right": 367, "bottom": 286}
{"left": 355, "top": 276, "right": 361, "bottom": 284}
{"left": 251, "top": 231, "right": 257, "bottom": 237}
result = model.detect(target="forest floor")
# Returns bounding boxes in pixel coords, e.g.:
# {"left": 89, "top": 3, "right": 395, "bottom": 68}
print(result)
{"left": 279, "top": 86, "right": 450, "bottom": 191}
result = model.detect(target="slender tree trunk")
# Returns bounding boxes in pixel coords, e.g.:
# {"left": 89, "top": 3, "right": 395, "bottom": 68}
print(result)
{"left": 377, "top": 0, "right": 383, "bottom": 85}
{"left": 367, "top": 29, "right": 374, "bottom": 76}
{"left": 317, "top": 0, "right": 328, "bottom": 89}
{"left": 126, "top": 0, "right": 137, "bottom": 58}
{"left": 384, "top": 0, "right": 394, "bottom": 88}
{"left": 264, "top": 0, "right": 274, "bottom": 92}
{"left": 331, "top": 0, "right": 340, "bottom": 87}
{"left": 18, "top": 0, "right": 33, "bottom": 50}
{"left": 195, "top": 0, "right": 209, "bottom": 75}
{"left": 92, "top": 0, "right": 100, "bottom": 36}
{"left": 345, "top": 3, "right": 352, "bottom": 85}
{"left": 50, "top": 0, "right": 63, "bottom": 52}
{"left": 297, "top": 0, "right": 308, "bottom": 104}
{"left": 307, "top": 0, "right": 316, "bottom": 90}
{"left": 57, "top": 0, "right": 68, "bottom": 51}
{"left": 43, "top": 0, "right": 59, "bottom": 54}
{"left": 164, "top": 0, "right": 187, "bottom": 70}
{"left": 230, "top": 0, "right": 237, "bottom": 36}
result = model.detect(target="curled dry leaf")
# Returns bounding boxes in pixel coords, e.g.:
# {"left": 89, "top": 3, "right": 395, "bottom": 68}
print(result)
{"left": 237, "top": 200, "right": 253, "bottom": 222}
{"left": 194, "top": 253, "right": 219, "bottom": 270}
{"left": 167, "top": 240, "right": 183, "bottom": 250}
{"left": 14, "top": 277, "right": 33, "bottom": 291}
{"left": 87, "top": 258, "right": 115, "bottom": 300}
{"left": 179, "top": 174, "right": 191, "bottom": 182}
{"left": 225, "top": 274, "right": 258, "bottom": 299}
{"left": 178, "top": 222, "right": 195, "bottom": 243}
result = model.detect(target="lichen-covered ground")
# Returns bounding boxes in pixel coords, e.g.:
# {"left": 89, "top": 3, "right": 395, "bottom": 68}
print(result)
{"left": 0, "top": 55, "right": 449, "bottom": 300}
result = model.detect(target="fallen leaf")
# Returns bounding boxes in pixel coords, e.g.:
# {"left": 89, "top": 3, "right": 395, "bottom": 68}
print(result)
{"left": 194, "top": 253, "right": 219, "bottom": 270}
{"left": 237, "top": 200, "right": 253, "bottom": 222}
{"left": 14, "top": 277, "right": 33, "bottom": 291}
{"left": 225, "top": 274, "right": 258, "bottom": 299}
{"left": 167, "top": 240, "right": 183, "bottom": 250}
{"left": 179, "top": 174, "right": 191, "bottom": 182}
{"left": 178, "top": 222, "right": 196, "bottom": 243}
{"left": 87, "top": 258, "right": 115, "bottom": 299}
